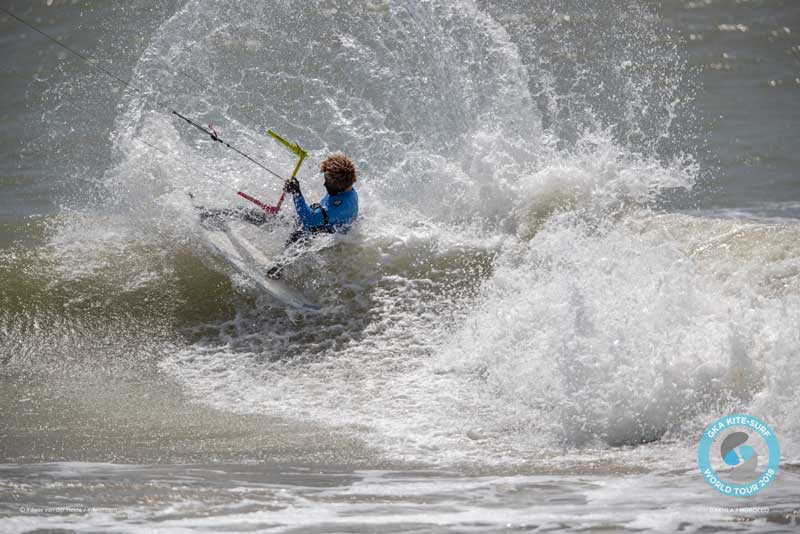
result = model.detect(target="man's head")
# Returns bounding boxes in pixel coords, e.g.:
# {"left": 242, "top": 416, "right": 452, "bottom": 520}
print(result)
{"left": 321, "top": 153, "right": 357, "bottom": 195}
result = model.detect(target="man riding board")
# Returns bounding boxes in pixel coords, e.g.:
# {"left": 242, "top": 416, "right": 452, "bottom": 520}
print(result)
{"left": 283, "top": 153, "right": 358, "bottom": 242}
{"left": 198, "top": 153, "right": 359, "bottom": 277}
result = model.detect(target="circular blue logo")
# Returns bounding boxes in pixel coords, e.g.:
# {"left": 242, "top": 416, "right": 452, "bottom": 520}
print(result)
{"left": 698, "top": 413, "right": 780, "bottom": 497}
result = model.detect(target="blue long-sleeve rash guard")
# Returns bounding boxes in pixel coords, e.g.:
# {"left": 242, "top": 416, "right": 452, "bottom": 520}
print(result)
{"left": 292, "top": 188, "right": 358, "bottom": 234}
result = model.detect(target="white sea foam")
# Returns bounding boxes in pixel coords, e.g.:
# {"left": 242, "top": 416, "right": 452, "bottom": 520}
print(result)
{"left": 32, "top": 0, "right": 800, "bottom": 469}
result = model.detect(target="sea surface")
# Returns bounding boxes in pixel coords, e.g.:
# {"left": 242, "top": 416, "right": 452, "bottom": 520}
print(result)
{"left": 1, "top": 0, "right": 799, "bottom": 532}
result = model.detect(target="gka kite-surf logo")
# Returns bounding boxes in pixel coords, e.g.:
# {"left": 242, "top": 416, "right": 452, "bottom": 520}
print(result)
{"left": 698, "top": 413, "right": 780, "bottom": 497}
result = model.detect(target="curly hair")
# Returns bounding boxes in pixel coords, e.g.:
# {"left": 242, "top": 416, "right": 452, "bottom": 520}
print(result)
{"left": 320, "top": 153, "right": 357, "bottom": 190}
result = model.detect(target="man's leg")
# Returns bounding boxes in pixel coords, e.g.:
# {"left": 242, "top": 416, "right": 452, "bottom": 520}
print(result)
{"left": 198, "top": 207, "right": 273, "bottom": 228}
{"left": 240, "top": 209, "right": 271, "bottom": 227}
{"left": 266, "top": 229, "right": 310, "bottom": 279}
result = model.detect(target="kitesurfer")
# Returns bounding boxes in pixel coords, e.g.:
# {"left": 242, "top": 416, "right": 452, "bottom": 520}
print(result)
{"left": 199, "top": 153, "right": 359, "bottom": 238}
{"left": 282, "top": 153, "right": 359, "bottom": 243}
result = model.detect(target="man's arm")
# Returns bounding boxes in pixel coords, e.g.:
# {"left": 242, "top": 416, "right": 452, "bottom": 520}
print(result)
{"left": 285, "top": 178, "right": 326, "bottom": 230}
{"left": 293, "top": 194, "right": 327, "bottom": 230}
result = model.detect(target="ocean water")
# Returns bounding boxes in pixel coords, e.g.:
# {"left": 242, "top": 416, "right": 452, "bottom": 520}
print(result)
{"left": 1, "top": 0, "right": 799, "bottom": 532}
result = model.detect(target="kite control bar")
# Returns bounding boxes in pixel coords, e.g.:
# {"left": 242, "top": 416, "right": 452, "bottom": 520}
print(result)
{"left": 267, "top": 129, "right": 307, "bottom": 178}
{"left": 237, "top": 130, "right": 308, "bottom": 214}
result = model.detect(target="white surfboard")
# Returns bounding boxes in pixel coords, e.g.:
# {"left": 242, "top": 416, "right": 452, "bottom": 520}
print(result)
{"left": 201, "top": 225, "right": 321, "bottom": 313}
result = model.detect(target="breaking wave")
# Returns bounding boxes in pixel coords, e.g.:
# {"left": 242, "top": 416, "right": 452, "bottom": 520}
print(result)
{"left": 3, "top": 0, "right": 799, "bottom": 467}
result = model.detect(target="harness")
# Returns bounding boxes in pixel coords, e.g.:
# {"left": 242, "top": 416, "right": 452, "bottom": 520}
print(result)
{"left": 309, "top": 203, "right": 333, "bottom": 233}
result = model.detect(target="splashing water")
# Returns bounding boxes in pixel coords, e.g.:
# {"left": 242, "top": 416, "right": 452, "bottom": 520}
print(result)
{"left": 5, "top": 0, "right": 800, "bottom": 471}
